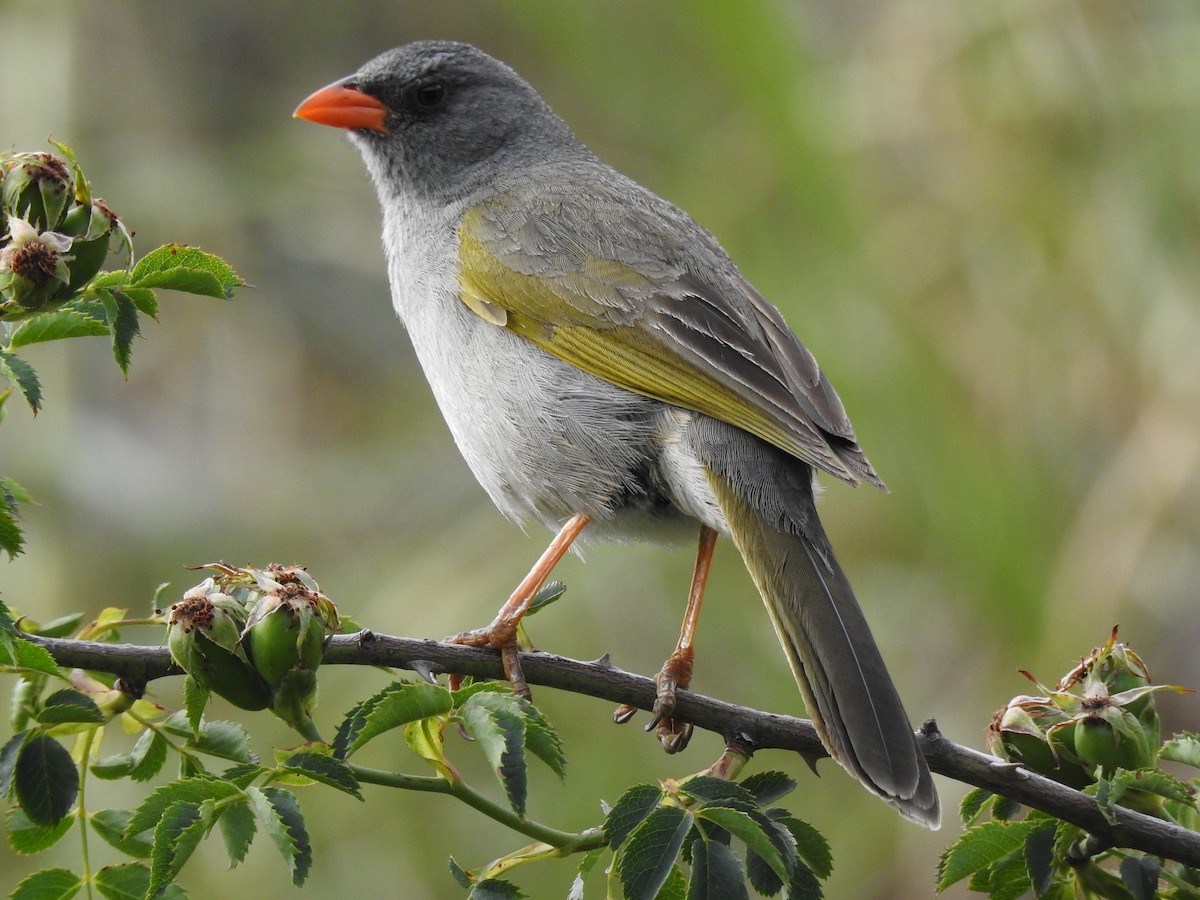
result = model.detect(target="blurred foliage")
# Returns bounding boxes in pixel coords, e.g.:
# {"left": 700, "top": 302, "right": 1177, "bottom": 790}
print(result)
{"left": 2, "top": 0, "right": 1198, "bottom": 897}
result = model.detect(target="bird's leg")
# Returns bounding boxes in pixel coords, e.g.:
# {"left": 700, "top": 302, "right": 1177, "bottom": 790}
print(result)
{"left": 447, "top": 512, "right": 591, "bottom": 698}
{"left": 614, "top": 525, "right": 718, "bottom": 753}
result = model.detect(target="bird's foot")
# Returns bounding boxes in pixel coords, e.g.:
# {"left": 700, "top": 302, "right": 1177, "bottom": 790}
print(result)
{"left": 613, "top": 650, "right": 694, "bottom": 753}
{"left": 445, "top": 619, "right": 529, "bottom": 698}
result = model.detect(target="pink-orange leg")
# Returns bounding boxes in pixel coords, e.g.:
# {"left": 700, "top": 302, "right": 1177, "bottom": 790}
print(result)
{"left": 614, "top": 525, "right": 718, "bottom": 753}
{"left": 447, "top": 512, "right": 591, "bottom": 698}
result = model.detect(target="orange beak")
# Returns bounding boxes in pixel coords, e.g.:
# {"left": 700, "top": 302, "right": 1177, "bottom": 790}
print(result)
{"left": 294, "top": 81, "right": 389, "bottom": 134}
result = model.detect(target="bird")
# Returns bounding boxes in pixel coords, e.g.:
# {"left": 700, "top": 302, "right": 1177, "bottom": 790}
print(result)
{"left": 294, "top": 40, "right": 939, "bottom": 827}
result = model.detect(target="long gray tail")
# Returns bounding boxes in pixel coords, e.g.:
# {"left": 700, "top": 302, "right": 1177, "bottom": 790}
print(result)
{"left": 697, "top": 423, "right": 940, "bottom": 827}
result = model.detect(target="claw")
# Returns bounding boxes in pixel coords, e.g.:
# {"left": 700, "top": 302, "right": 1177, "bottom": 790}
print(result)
{"left": 613, "top": 703, "right": 639, "bottom": 725}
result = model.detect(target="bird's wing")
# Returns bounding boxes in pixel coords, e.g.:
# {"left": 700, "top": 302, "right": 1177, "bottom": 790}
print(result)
{"left": 456, "top": 186, "right": 881, "bottom": 487}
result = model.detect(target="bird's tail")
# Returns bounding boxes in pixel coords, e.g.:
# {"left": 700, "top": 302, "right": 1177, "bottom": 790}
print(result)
{"left": 705, "top": 454, "right": 940, "bottom": 828}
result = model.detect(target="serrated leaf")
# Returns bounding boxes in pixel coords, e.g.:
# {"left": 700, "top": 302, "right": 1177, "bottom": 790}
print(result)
{"left": 774, "top": 816, "right": 831, "bottom": 881}
{"left": 15, "top": 735, "right": 78, "bottom": 824}
{"left": 125, "top": 776, "right": 241, "bottom": 836}
{"left": 617, "top": 806, "right": 694, "bottom": 900}
{"left": 604, "top": 783, "right": 664, "bottom": 851}
{"left": 1119, "top": 855, "right": 1160, "bottom": 900}
{"left": 959, "top": 787, "right": 993, "bottom": 825}
{"left": 248, "top": 786, "right": 311, "bottom": 886}
{"left": 1, "top": 498, "right": 25, "bottom": 558}
{"left": 521, "top": 701, "right": 565, "bottom": 780}
{"left": 92, "top": 862, "right": 170, "bottom": 900}
{"left": 339, "top": 681, "right": 453, "bottom": 758}
{"left": 90, "top": 808, "right": 153, "bottom": 859}
{"left": 8, "top": 310, "right": 110, "bottom": 347}
{"left": 744, "top": 814, "right": 798, "bottom": 897}
{"left": 129, "top": 728, "right": 168, "bottom": 782}
{"left": 568, "top": 847, "right": 606, "bottom": 900}
{"left": 147, "top": 800, "right": 209, "bottom": 897}
{"left": 969, "top": 850, "right": 1031, "bottom": 900}
{"left": 449, "top": 856, "right": 473, "bottom": 888}
{"left": 695, "top": 807, "right": 788, "bottom": 887}
{"left": 8, "top": 638, "right": 62, "bottom": 676}
{"left": 279, "top": 751, "right": 363, "bottom": 799}
{"left": 1024, "top": 820, "right": 1057, "bottom": 897}
{"left": 460, "top": 692, "right": 528, "bottom": 815}
{"left": 678, "top": 776, "right": 757, "bottom": 810}
{"left": 738, "top": 771, "right": 795, "bottom": 808}
{"left": 525, "top": 580, "right": 566, "bottom": 616}
{"left": 404, "top": 715, "right": 453, "bottom": 777}
{"left": 785, "top": 858, "right": 823, "bottom": 900}
{"left": 163, "top": 714, "right": 254, "bottom": 763}
{"left": 937, "top": 820, "right": 1036, "bottom": 890}
{"left": 1160, "top": 733, "right": 1200, "bottom": 770}
{"left": 2, "top": 729, "right": 28, "bottom": 796}
{"left": 688, "top": 838, "right": 749, "bottom": 900}
{"left": 9, "top": 867, "right": 82, "bottom": 900}
{"left": 182, "top": 676, "right": 208, "bottom": 736}
{"left": 217, "top": 797, "right": 256, "bottom": 868}
{"left": 0, "top": 349, "right": 43, "bottom": 413}
{"left": 121, "top": 287, "right": 158, "bottom": 317}
{"left": 469, "top": 879, "right": 527, "bottom": 899}
{"left": 94, "top": 289, "right": 140, "bottom": 375}
{"left": 130, "top": 245, "right": 243, "bottom": 299}
{"left": 7, "top": 806, "right": 74, "bottom": 854}
{"left": 35, "top": 689, "right": 104, "bottom": 725}
{"left": 27, "top": 613, "right": 84, "bottom": 639}
{"left": 90, "top": 753, "right": 135, "bottom": 780}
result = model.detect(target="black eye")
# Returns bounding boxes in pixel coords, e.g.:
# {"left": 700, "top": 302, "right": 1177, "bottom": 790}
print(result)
{"left": 413, "top": 81, "right": 446, "bottom": 111}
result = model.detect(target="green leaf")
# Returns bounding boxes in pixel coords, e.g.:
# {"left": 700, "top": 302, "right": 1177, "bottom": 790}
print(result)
{"left": 279, "top": 751, "right": 363, "bottom": 800}
{"left": 182, "top": 676, "right": 208, "bottom": 736}
{"left": 4, "top": 637, "right": 62, "bottom": 677}
{"left": 147, "top": 800, "right": 210, "bottom": 897}
{"left": 15, "top": 735, "right": 79, "bottom": 824}
{"left": 604, "top": 783, "right": 664, "bottom": 851}
{"left": 525, "top": 580, "right": 567, "bottom": 616}
{"left": 339, "top": 681, "right": 453, "bottom": 758}
{"left": 6, "top": 806, "right": 74, "bottom": 854}
{"left": 959, "top": 787, "right": 993, "bottom": 825}
{"left": 785, "top": 858, "right": 823, "bottom": 900}
{"left": 0, "top": 490, "right": 25, "bottom": 559}
{"left": 1119, "top": 855, "right": 1160, "bottom": 900}
{"left": 459, "top": 691, "right": 528, "bottom": 815}
{"left": 449, "top": 856, "right": 472, "bottom": 888}
{"left": 937, "top": 820, "right": 1036, "bottom": 890}
{"left": 0, "top": 349, "right": 43, "bottom": 413}
{"left": 121, "top": 286, "right": 158, "bottom": 317}
{"left": 468, "top": 880, "right": 526, "bottom": 899}
{"left": 247, "top": 785, "right": 311, "bottom": 886}
{"left": 36, "top": 689, "right": 104, "bottom": 725}
{"left": 1160, "top": 733, "right": 1200, "bottom": 769}
{"left": 774, "top": 815, "right": 831, "bottom": 881}
{"left": 1024, "top": 820, "right": 1057, "bottom": 897}
{"left": 126, "top": 776, "right": 241, "bottom": 836}
{"left": 90, "top": 753, "right": 135, "bottom": 780}
{"left": 8, "top": 310, "right": 110, "bottom": 347}
{"left": 743, "top": 814, "right": 799, "bottom": 896}
{"left": 678, "top": 776, "right": 757, "bottom": 810}
{"left": 568, "top": 847, "right": 606, "bottom": 900}
{"left": 163, "top": 713, "right": 255, "bottom": 763}
{"left": 92, "top": 862, "right": 180, "bottom": 900}
{"left": 130, "top": 245, "right": 243, "bottom": 299}
{"left": 9, "top": 867, "right": 82, "bottom": 900}
{"left": 90, "top": 808, "right": 153, "bottom": 859}
{"left": 695, "top": 807, "right": 788, "bottom": 886}
{"left": 738, "top": 771, "right": 795, "bottom": 807}
{"left": 521, "top": 701, "right": 565, "bottom": 780}
{"left": 26, "top": 613, "right": 84, "bottom": 639}
{"left": 129, "top": 728, "right": 168, "bottom": 782}
{"left": 94, "top": 289, "right": 140, "bottom": 375}
{"left": 688, "top": 838, "right": 749, "bottom": 900}
{"left": 1, "top": 729, "right": 28, "bottom": 796}
{"left": 217, "top": 797, "right": 256, "bottom": 869}
{"left": 617, "top": 805, "right": 694, "bottom": 900}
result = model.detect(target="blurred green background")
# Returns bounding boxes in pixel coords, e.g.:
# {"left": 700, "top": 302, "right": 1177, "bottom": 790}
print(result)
{"left": 3, "top": 1, "right": 1198, "bottom": 897}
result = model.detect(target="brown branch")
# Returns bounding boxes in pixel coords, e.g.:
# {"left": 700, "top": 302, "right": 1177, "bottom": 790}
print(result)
{"left": 21, "top": 631, "right": 1200, "bottom": 868}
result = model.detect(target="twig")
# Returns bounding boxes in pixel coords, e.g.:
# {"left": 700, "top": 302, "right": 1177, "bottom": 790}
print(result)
{"left": 21, "top": 631, "right": 1200, "bottom": 868}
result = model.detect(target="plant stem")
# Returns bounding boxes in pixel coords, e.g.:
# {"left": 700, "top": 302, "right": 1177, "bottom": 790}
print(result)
{"left": 348, "top": 763, "right": 603, "bottom": 850}
{"left": 76, "top": 727, "right": 97, "bottom": 900}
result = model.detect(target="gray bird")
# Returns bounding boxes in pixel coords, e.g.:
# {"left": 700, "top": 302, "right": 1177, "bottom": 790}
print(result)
{"left": 295, "top": 40, "right": 939, "bottom": 827}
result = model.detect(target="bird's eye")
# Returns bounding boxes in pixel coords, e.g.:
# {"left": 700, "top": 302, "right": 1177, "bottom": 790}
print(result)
{"left": 413, "top": 81, "right": 446, "bottom": 111}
